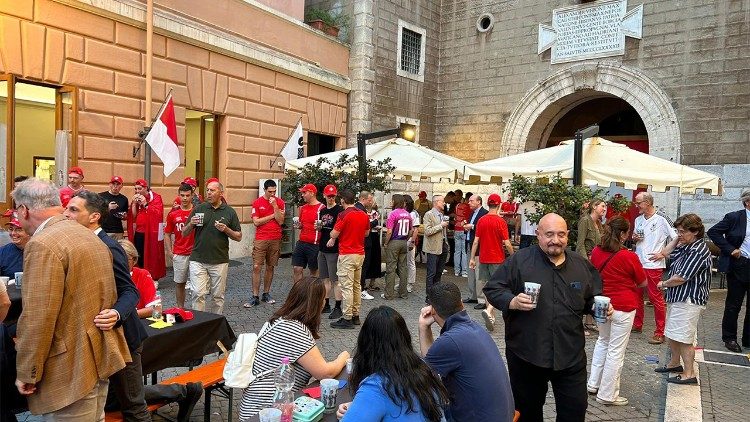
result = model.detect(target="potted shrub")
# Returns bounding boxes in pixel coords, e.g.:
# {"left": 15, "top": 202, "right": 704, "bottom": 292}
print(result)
{"left": 305, "top": 8, "right": 348, "bottom": 38}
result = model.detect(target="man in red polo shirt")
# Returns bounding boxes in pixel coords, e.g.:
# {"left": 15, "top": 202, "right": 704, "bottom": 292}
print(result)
{"left": 328, "top": 190, "right": 370, "bottom": 329}
{"left": 470, "top": 193, "right": 515, "bottom": 332}
{"left": 165, "top": 182, "right": 196, "bottom": 308}
{"left": 500, "top": 194, "right": 520, "bottom": 243}
{"left": 247, "top": 179, "right": 285, "bottom": 307}
{"left": 58, "top": 166, "right": 86, "bottom": 207}
{"left": 293, "top": 183, "right": 325, "bottom": 282}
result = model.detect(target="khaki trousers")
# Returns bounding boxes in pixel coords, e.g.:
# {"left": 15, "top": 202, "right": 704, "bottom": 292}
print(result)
{"left": 337, "top": 254, "right": 364, "bottom": 319}
{"left": 43, "top": 379, "right": 108, "bottom": 421}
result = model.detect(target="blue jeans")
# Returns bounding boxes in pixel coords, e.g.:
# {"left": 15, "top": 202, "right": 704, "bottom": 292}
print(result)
{"left": 453, "top": 231, "right": 468, "bottom": 275}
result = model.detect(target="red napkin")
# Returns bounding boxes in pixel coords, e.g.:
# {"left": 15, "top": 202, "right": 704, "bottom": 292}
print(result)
{"left": 302, "top": 386, "right": 321, "bottom": 399}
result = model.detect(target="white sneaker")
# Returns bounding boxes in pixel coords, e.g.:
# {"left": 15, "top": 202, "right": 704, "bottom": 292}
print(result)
{"left": 361, "top": 291, "right": 374, "bottom": 300}
{"left": 596, "top": 396, "right": 628, "bottom": 406}
{"left": 481, "top": 310, "right": 495, "bottom": 332}
{"left": 442, "top": 269, "right": 447, "bottom": 274}
{"left": 407, "top": 285, "right": 413, "bottom": 293}
{"left": 587, "top": 386, "right": 598, "bottom": 394}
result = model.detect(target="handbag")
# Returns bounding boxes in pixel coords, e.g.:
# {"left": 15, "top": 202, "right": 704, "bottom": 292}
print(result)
{"left": 223, "top": 321, "right": 273, "bottom": 388}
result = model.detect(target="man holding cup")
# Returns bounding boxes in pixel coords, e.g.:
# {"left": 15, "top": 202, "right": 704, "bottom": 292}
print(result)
{"left": 484, "top": 213, "right": 609, "bottom": 421}
{"left": 182, "top": 180, "right": 242, "bottom": 314}
{"left": 423, "top": 195, "right": 450, "bottom": 303}
{"left": 127, "top": 179, "right": 166, "bottom": 281}
{"left": 99, "top": 176, "right": 128, "bottom": 240}
{"left": 247, "top": 180, "right": 285, "bottom": 307}
{"left": 292, "top": 184, "right": 325, "bottom": 283}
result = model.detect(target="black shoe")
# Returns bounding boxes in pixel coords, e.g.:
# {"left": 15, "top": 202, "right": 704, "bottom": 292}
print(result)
{"left": 725, "top": 340, "right": 742, "bottom": 353}
{"left": 328, "top": 307, "right": 342, "bottom": 319}
{"left": 474, "top": 303, "right": 487, "bottom": 310}
{"left": 243, "top": 296, "right": 260, "bottom": 308}
{"left": 462, "top": 298, "right": 478, "bottom": 304}
{"left": 330, "top": 318, "right": 354, "bottom": 329}
{"left": 654, "top": 365, "right": 683, "bottom": 373}
{"left": 352, "top": 316, "right": 361, "bottom": 325}
{"left": 322, "top": 303, "right": 331, "bottom": 314}
{"left": 261, "top": 292, "right": 276, "bottom": 304}
{"left": 177, "top": 382, "right": 203, "bottom": 422}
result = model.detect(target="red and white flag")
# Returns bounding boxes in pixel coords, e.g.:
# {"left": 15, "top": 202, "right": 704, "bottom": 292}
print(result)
{"left": 146, "top": 94, "right": 180, "bottom": 176}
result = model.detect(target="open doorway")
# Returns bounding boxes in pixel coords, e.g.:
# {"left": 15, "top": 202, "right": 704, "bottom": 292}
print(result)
{"left": 185, "top": 110, "right": 218, "bottom": 192}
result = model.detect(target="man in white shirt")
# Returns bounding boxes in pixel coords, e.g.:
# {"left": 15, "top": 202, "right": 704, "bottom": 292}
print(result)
{"left": 632, "top": 192, "right": 676, "bottom": 345}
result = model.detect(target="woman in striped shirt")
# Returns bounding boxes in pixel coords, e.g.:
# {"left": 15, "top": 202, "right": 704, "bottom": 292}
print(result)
{"left": 652, "top": 213, "right": 711, "bottom": 385}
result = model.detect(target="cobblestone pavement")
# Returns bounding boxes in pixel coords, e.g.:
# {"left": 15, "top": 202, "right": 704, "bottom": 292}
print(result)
{"left": 17, "top": 257, "right": 747, "bottom": 421}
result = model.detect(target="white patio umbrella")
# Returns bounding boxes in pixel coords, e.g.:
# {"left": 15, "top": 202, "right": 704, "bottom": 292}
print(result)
{"left": 285, "top": 138, "right": 471, "bottom": 182}
{"left": 464, "top": 137, "right": 721, "bottom": 194}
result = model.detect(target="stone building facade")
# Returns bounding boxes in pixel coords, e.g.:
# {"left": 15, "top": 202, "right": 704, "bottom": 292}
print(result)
{"left": 0, "top": 0, "right": 349, "bottom": 256}
{"left": 326, "top": 0, "right": 749, "bottom": 224}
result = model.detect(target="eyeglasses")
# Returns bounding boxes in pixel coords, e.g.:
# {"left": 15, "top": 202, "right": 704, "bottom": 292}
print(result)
{"left": 6, "top": 227, "right": 23, "bottom": 233}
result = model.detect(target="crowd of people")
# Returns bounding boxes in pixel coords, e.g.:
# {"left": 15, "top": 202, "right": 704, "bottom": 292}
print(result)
{"left": 0, "top": 165, "right": 747, "bottom": 422}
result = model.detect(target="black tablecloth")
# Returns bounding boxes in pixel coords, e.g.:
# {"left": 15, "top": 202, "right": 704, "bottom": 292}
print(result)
{"left": 5, "top": 287, "right": 21, "bottom": 323}
{"left": 140, "top": 310, "right": 236, "bottom": 374}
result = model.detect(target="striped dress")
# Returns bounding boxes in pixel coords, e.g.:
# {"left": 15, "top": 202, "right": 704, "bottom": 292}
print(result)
{"left": 665, "top": 239, "right": 712, "bottom": 306}
{"left": 238, "top": 318, "right": 316, "bottom": 420}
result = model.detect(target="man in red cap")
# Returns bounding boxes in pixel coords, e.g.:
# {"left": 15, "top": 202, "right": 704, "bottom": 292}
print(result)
{"left": 58, "top": 166, "right": 85, "bottom": 207}
{"left": 247, "top": 179, "right": 285, "bottom": 307}
{"left": 318, "top": 184, "right": 344, "bottom": 318}
{"left": 171, "top": 177, "right": 203, "bottom": 210}
{"left": 0, "top": 217, "right": 29, "bottom": 278}
{"left": 99, "top": 176, "right": 129, "bottom": 240}
{"left": 165, "top": 183, "right": 196, "bottom": 308}
{"left": 292, "top": 184, "right": 325, "bottom": 283}
{"left": 127, "top": 179, "right": 166, "bottom": 280}
{"left": 415, "top": 190, "right": 431, "bottom": 220}
{"left": 469, "top": 193, "right": 515, "bottom": 332}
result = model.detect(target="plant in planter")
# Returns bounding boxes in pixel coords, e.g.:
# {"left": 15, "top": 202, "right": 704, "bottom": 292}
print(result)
{"left": 305, "top": 7, "right": 348, "bottom": 37}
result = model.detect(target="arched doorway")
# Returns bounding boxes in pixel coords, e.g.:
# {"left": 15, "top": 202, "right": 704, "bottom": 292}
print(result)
{"left": 545, "top": 97, "right": 648, "bottom": 152}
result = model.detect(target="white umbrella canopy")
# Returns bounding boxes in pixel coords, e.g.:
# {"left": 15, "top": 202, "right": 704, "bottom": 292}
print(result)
{"left": 464, "top": 137, "right": 721, "bottom": 194}
{"left": 285, "top": 138, "right": 471, "bottom": 182}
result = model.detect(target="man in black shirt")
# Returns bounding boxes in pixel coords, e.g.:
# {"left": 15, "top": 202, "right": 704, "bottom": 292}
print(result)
{"left": 318, "top": 184, "right": 344, "bottom": 319}
{"left": 99, "top": 176, "right": 129, "bottom": 240}
{"left": 484, "top": 213, "right": 610, "bottom": 422}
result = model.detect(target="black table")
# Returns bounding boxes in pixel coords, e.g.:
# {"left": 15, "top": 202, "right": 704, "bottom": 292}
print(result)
{"left": 5, "top": 287, "right": 21, "bottom": 323}
{"left": 247, "top": 369, "right": 351, "bottom": 422}
{"left": 140, "top": 310, "right": 236, "bottom": 374}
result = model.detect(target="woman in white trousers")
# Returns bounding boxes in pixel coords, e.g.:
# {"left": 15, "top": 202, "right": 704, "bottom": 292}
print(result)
{"left": 405, "top": 195, "right": 420, "bottom": 293}
{"left": 587, "top": 216, "right": 647, "bottom": 406}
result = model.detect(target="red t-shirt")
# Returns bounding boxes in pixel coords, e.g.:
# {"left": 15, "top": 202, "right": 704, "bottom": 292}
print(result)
{"left": 454, "top": 202, "right": 471, "bottom": 231}
{"left": 334, "top": 207, "right": 370, "bottom": 255}
{"left": 251, "top": 196, "right": 286, "bottom": 240}
{"left": 475, "top": 214, "right": 509, "bottom": 264}
{"left": 501, "top": 201, "right": 519, "bottom": 215}
{"left": 59, "top": 185, "right": 83, "bottom": 208}
{"left": 299, "top": 202, "right": 325, "bottom": 244}
{"left": 590, "top": 246, "right": 646, "bottom": 312}
{"left": 165, "top": 207, "right": 195, "bottom": 255}
{"left": 132, "top": 267, "right": 157, "bottom": 310}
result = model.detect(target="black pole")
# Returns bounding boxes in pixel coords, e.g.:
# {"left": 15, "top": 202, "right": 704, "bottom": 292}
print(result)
{"left": 573, "top": 130, "right": 583, "bottom": 186}
{"left": 357, "top": 132, "right": 367, "bottom": 184}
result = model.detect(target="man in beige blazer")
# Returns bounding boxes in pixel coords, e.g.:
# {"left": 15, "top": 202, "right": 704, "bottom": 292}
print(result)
{"left": 13, "top": 178, "right": 131, "bottom": 419}
{"left": 423, "top": 195, "right": 450, "bottom": 303}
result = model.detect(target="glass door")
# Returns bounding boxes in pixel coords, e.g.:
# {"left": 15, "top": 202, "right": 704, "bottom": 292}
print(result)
{"left": 55, "top": 86, "right": 77, "bottom": 187}
{"left": 0, "top": 74, "right": 15, "bottom": 210}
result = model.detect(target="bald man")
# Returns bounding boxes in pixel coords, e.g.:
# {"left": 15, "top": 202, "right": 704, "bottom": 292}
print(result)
{"left": 484, "top": 213, "right": 611, "bottom": 421}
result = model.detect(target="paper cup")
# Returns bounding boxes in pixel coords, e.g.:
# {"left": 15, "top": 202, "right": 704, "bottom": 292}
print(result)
{"left": 14, "top": 272, "right": 22, "bottom": 290}
{"left": 320, "top": 378, "right": 339, "bottom": 413}
{"left": 195, "top": 213, "right": 205, "bottom": 226}
{"left": 594, "top": 296, "right": 611, "bottom": 324}
{"left": 346, "top": 358, "right": 353, "bottom": 374}
{"left": 524, "top": 282, "right": 541, "bottom": 308}
{"left": 258, "top": 408, "right": 282, "bottom": 422}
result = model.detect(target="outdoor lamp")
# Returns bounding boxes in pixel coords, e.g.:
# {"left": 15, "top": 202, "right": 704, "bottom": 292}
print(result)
{"left": 399, "top": 123, "right": 417, "bottom": 141}
{"left": 356, "top": 122, "right": 419, "bottom": 183}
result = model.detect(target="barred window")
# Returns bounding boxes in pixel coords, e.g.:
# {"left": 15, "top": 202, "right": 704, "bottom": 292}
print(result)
{"left": 400, "top": 29, "right": 422, "bottom": 74}
{"left": 396, "top": 20, "right": 426, "bottom": 82}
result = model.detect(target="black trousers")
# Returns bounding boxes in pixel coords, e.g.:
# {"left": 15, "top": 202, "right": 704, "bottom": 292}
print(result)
{"left": 360, "top": 246, "right": 372, "bottom": 289}
{"left": 105, "top": 346, "right": 151, "bottom": 421}
{"left": 134, "top": 232, "right": 146, "bottom": 269}
{"left": 721, "top": 257, "right": 750, "bottom": 346}
{"left": 425, "top": 242, "right": 448, "bottom": 302}
{"left": 506, "top": 348, "right": 587, "bottom": 422}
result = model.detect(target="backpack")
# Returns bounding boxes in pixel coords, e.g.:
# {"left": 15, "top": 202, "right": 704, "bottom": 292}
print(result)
{"left": 223, "top": 321, "right": 274, "bottom": 388}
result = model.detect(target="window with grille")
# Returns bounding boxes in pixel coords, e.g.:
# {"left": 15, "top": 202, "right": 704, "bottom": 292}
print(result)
{"left": 396, "top": 20, "right": 426, "bottom": 82}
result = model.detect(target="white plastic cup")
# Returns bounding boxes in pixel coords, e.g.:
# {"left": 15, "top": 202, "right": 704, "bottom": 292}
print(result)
{"left": 441, "top": 215, "right": 450, "bottom": 222}
{"left": 293, "top": 216, "right": 300, "bottom": 228}
{"left": 258, "top": 408, "right": 282, "bottom": 422}
{"left": 524, "top": 282, "right": 541, "bottom": 308}
{"left": 195, "top": 213, "right": 205, "bottom": 226}
{"left": 0, "top": 276, "right": 8, "bottom": 286}
{"left": 320, "top": 378, "right": 339, "bottom": 413}
{"left": 594, "top": 296, "right": 611, "bottom": 324}
{"left": 346, "top": 358, "right": 353, "bottom": 374}
{"left": 14, "top": 272, "right": 22, "bottom": 290}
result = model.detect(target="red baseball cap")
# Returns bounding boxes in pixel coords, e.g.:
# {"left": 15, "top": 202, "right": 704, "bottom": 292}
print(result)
{"left": 3, "top": 209, "right": 14, "bottom": 217}
{"left": 487, "top": 193, "right": 502, "bottom": 206}
{"left": 323, "top": 184, "right": 337, "bottom": 196}
{"left": 418, "top": 191, "right": 427, "bottom": 198}
{"left": 110, "top": 176, "right": 123, "bottom": 184}
{"left": 206, "top": 177, "right": 220, "bottom": 185}
{"left": 5, "top": 217, "right": 21, "bottom": 228}
{"left": 299, "top": 183, "right": 317, "bottom": 194}
{"left": 69, "top": 167, "right": 84, "bottom": 178}
{"left": 182, "top": 177, "right": 198, "bottom": 188}
{"left": 135, "top": 179, "right": 149, "bottom": 188}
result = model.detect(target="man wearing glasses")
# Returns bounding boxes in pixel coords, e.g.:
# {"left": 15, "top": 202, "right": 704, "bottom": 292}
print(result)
{"left": 0, "top": 218, "right": 28, "bottom": 278}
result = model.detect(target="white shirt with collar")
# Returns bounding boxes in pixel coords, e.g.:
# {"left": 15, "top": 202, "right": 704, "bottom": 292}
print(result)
{"left": 741, "top": 209, "right": 750, "bottom": 258}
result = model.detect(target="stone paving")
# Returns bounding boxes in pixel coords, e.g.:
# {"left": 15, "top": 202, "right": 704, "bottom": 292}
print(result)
{"left": 16, "top": 256, "right": 748, "bottom": 421}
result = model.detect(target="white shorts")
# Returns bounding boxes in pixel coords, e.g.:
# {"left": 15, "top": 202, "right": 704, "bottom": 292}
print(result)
{"left": 664, "top": 301, "right": 704, "bottom": 344}
{"left": 173, "top": 254, "right": 190, "bottom": 284}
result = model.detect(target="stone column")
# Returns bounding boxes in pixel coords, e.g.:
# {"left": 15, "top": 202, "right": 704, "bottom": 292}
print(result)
{"left": 347, "top": 0, "right": 376, "bottom": 147}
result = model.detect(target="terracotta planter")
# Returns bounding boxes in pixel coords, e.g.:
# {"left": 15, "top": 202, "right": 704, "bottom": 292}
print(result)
{"left": 306, "top": 20, "right": 326, "bottom": 31}
{"left": 324, "top": 25, "right": 340, "bottom": 37}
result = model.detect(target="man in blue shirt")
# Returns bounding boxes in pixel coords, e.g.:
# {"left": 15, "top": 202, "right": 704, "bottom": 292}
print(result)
{"left": 0, "top": 218, "right": 29, "bottom": 277}
{"left": 418, "top": 281, "right": 514, "bottom": 421}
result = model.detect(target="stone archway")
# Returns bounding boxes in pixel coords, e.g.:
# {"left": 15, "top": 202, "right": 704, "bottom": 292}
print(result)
{"left": 501, "top": 61, "right": 680, "bottom": 162}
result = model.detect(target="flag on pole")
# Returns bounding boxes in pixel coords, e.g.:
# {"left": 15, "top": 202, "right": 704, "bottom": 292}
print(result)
{"left": 145, "top": 94, "right": 180, "bottom": 176}
{"left": 281, "top": 120, "right": 304, "bottom": 161}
